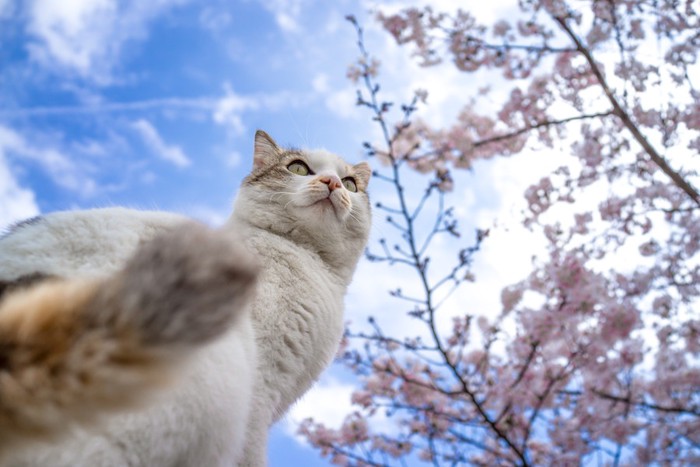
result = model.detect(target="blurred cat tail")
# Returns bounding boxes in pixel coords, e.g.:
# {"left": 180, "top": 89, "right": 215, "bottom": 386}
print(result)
{"left": 0, "top": 221, "right": 258, "bottom": 451}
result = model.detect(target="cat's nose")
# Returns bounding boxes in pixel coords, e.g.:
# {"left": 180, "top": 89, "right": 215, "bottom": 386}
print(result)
{"left": 319, "top": 175, "right": 342, "bottom": 191}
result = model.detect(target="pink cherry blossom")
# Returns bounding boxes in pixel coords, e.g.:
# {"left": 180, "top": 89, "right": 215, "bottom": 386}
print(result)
{"left": 301, "top": 3, "right": 700, "bottom": 465}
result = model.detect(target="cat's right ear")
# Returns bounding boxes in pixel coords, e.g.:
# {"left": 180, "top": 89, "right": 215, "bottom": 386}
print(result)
{"left": 253, "top": 130, "right": 281, "bottom": 169}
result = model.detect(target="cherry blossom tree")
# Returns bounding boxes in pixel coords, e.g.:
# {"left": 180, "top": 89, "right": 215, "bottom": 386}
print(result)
{"left": 300, "top": 2, "right": 699, "bottom": 465}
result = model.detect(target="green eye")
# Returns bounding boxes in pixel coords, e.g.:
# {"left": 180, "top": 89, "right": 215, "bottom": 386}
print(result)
{"left": 342, "top": 177, "right": 357, "bottom": 192}
{"left": 287, "top": 160, "right": 311, "bottom": 176}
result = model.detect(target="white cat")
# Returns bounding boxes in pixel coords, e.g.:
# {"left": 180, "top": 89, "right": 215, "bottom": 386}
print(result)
{"left": 0, "top": 130, "right": 372, "bottom": 466}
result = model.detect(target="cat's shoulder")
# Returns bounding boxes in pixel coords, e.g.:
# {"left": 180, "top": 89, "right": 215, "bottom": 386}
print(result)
{"left": 43, "top": 206, "right": 188, "bottom": 229}
{"left": 2, "top": 207, "right": 188, "bottom": 241}
{"left": 0, "top": 207, "right": 191, "bottom": 280}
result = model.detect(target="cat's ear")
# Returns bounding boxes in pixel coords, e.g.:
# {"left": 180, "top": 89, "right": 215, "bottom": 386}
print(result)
{"left": 253, "top": 130, "right": 281, "bottom": 169}
{"left": 353, "top": 162, "right": 372, "bottom": 189}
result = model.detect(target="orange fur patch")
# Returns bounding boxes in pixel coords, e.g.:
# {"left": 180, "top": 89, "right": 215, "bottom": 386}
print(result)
{"left": 0, "top": 279, "right": 172, "bottom": 452}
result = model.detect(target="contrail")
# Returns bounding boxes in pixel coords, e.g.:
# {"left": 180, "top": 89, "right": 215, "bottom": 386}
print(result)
{"left": 0, "top": 97, "right": 217, "bottom": 117}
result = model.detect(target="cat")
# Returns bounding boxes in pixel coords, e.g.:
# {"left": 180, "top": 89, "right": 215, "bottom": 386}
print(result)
{"left": 0, "top": 130, "right": 372, "bottom": 466}
{"left": 0, "top": 222, "right": 259, "bottom": 457}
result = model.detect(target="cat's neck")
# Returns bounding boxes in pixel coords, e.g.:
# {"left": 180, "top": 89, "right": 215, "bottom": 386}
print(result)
{"left": 225, "top": 213, "right": 362, "bottom": 286}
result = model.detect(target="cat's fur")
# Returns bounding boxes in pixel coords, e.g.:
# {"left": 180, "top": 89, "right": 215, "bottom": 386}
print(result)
{"left": 0, "top": 130, "right": 371, "bottom": 466}
{"left": 0, "top": 223, "right": 259, "bottom": 456}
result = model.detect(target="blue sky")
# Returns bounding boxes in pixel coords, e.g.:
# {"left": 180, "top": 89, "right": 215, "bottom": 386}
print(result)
{"left": 0, "top": 0, "right": 377, "bottom": 224}
{"left": 0, "top": 0, "right": 551, "bottom": 465}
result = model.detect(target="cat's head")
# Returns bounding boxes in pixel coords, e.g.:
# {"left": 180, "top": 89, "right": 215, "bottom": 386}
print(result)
{"left": 233, "top": 130, "right": 371, "bottom": 273}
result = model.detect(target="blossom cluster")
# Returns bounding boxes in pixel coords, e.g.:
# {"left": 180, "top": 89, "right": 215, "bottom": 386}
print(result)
{"left": 301, "top": 2, "right": 700, "bottom": 465}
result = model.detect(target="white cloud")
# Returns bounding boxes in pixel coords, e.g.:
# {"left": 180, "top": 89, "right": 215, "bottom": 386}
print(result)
{"left": 24, "top": 0, "right": 190, "bottom": 83}
{"left": 0, "top": 154, "right": 40, "bottom": 229}
{"left": 26, "top": 0, "right": 115, "bottom": 76}
{"left": 363, "top": 0, "right": 514, "bottom": 23}
{"left": 0, "top": 0, "right": 14, "bottom": 18}
{"left": 199, "top": 6, "right": 231, "bottom": 33}
{"left": 213, "top": 84, "right": 260, "bottom": 134}
{"left": 311, "top": 73, "right": 329, "bottom": 93}
{"left": 283, "top": 5, "right": 471, "bottom": 128}
{"left": 312, "top": 72, "right": 368, "bottom": 121}
{"left": 257, "top": 0, "right": 304, "bottom": 33}
{"left": 0, "top": 126, "right": 24, "bottom": 153}
{"left": 0, "top": 125, "right": 97, "bottom": 196}
{"left": 0, "top": 97, "right": 213, "bottom": 118}
{"left": 132, "top": 119, "right": 191, "bottom": 168}
{"left": 282, "top": 376, "right": 356, "bottom": 436}
{"left": 283, "top": 368, "right": 403, "bottom": 445}
{"left": 324, "top": 85, "right": 364, "bottom": 120}
{"left": 0, "top": 125, "right": 41, "bottom": 227}
{"left": 212, "top": 84, "right": 310, "bottom": 134}
{"left": 275, "top": 12, "right": 299, "bottom": 33}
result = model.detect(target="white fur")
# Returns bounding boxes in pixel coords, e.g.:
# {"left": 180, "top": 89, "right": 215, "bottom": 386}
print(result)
{"left": 0, "top": 208, "right": 189, "bottom": 279}
{"left": 0, "top": 140, "right": 371, "bottom": 466}
{"left": 1, "top": 208, "right": 258, "bottom": 466}
{"left": 232, "top": 148, "right": 371, "bottom": 465}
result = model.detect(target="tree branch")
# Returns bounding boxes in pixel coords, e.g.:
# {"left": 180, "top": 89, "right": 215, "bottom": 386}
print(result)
{"left": 471, "top": 111, "right": 614, "bottom": 149}
{"left": 559, "top": 389, "right": 700, "bottom": 417}
{"left": 552, "top": 14, "right": 700, "bottom": 207}
{"left": 407, "top": 111, "right": 614, "bottom": 162}
{"left": 349, "top": 16, "right": 531, "bottom": 466}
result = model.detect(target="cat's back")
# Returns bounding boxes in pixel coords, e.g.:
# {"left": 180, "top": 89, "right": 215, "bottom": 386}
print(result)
{"left": 0, "top": 207, "right": 189, "bottom": 280}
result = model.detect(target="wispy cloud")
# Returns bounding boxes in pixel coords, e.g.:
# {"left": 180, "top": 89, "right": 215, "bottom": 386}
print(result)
{"left": 213, "top": 84, "right": 260, "bottom": 134}
{"left": 198, "top": 6, "right": 232, "bottom": 33}
{"left": 0, "top": 97, "right": 214, "bottom": 118}
{"left": 0, "top": 89, "right": 310, "bottom": 133}
{"left": 0, "top": 152, "right": 40, "bottom": 227}
{"left": 0, "top": 125, "right": 97, "bottom": 196}
{"left": 0, "top": 0, "right": 13, "bottom": 18}
{"left": 283, "top": 376, "right": 356, "bottom": 435}
{"left": 212, "top": 84, "right": 311, "bottom": 134}
{"left": 132, "top": 119, "right": 191, "bottom": 168}
{"left": 256, "top": 0, "right": 304, "bottom": 33}
{"left": 24, "top": 0, "right": 191, "bottom": 83}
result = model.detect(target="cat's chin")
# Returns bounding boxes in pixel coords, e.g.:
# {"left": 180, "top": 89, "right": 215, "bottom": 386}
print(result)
{"left": 312, "top": 198, "right": 341, "bottom": 216}
{"left": 304, "top": 195, "right": 349, "bottom": 222}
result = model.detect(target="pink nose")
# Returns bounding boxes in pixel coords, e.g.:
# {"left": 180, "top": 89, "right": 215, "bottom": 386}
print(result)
{"left": 319, "top": 175, "right": 342, "bottom": 191}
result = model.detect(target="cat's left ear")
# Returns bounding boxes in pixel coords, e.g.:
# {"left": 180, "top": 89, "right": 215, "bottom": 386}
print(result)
{"left": 253, "top": 130, "right": 281, "bottom": 169}
{"left": 353, "top": 162, "right": 372, "bottom": 190}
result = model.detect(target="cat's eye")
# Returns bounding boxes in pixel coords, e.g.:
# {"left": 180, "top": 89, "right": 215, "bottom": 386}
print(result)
{"left": 342, "top": 177, "right": 358, "bottom": 192}
{"left": 287, "top": 160, "right": 311, "bottom": 176}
